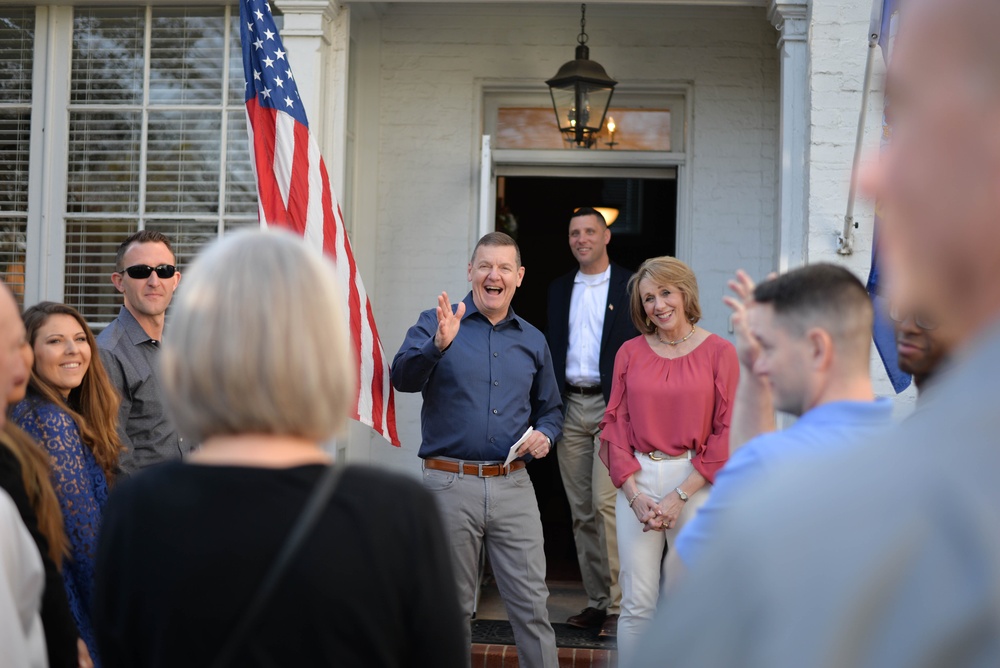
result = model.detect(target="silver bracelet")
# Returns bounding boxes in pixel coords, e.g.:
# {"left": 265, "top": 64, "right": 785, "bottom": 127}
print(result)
{"left": 627, "top": 491, "right": 641, "bottom": 507}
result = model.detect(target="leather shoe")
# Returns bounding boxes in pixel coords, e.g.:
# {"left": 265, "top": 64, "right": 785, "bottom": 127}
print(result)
{"left": 598, "top": 614, "right": 619, "bottom": 638}
{"left": 566, "top": 607, "right": 606, "bottom": 629}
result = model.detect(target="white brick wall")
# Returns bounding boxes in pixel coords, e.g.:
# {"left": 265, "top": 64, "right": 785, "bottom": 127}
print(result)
{"left": 353, "top": 4, "right": 782, "bottom": 459}
{"left": 806, "top": 0, "right": 918, "bottom": 411}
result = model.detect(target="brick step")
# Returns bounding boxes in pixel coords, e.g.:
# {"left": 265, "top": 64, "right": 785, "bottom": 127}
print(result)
{"left": 472, "top": 644, "right": 616, "bottom": 667}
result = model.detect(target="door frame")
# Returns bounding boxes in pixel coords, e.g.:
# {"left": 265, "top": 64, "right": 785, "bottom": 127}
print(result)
{"left": 475, "top": 80, "right": 694, "bottom": 263}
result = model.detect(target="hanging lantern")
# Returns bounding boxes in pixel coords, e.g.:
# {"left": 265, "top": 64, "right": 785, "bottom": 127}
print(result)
{"left": 546, "top": 3, "right": 617, "bottom": 149}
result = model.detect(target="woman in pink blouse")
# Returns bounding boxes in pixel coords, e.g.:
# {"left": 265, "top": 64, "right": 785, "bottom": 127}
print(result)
{"left": 599, "top": 257, "right": 738, "bottom": 661}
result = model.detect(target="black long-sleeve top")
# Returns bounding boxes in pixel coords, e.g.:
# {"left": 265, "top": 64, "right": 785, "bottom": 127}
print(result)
{"left": 93, "top": 461, "right": 467, "bottom": 668}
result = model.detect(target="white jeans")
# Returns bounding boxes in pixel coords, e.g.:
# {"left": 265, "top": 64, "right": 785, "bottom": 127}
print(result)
{"left": 615, "top": 454, "right": 709, "bottom": 666}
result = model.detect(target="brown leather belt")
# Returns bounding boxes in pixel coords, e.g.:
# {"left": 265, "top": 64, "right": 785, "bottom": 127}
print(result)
{"left": 423, "top": 458, "right": 526, "bottom": 478}
{"left": 565, "top": 384, "right": 602, "bottom": 397}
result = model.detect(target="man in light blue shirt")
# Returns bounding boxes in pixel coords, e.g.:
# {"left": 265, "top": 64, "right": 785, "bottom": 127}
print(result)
{"left": 630, "top": 2, "right": 1000, "bottom": 665}
{"left": 676, "top": 264, "right": 893, "bottom": 567}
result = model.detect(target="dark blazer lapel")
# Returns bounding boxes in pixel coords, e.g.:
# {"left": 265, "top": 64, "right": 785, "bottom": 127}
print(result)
{"left": 554, "top": 272, "right": 574, "bottom": 334}
{"left": 601, "top": 264, "right": 630, "bottom": 352}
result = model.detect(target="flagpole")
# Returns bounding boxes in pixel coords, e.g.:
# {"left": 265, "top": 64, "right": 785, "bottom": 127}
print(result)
{"left": 838, "top": 0, "right": 885, "bottom": 256}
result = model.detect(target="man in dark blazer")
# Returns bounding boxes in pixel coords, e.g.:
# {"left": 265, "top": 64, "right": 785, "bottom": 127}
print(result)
{"left": 546, "top": 207, "right": 637, "bottom": 639}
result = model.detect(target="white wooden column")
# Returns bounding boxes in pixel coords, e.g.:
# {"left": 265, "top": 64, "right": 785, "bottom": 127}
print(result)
{"left": 769, "top": 1, "right": 810, "bottom": 271}
{"left": 273, "top": 0, "right": 349, "bottom": 197}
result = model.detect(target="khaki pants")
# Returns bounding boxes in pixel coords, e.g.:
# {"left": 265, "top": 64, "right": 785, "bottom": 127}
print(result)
{"left": 557, "top": 392, "right": 621, "bottom": 615}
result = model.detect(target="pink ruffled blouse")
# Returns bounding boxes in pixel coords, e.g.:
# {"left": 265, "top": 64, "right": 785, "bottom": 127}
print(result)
{"left": 599, "top": 333, "right": 739, "bottom": 488}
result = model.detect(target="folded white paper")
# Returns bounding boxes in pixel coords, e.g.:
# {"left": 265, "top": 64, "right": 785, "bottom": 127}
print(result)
{"left": 504, "top": 426, "right": 534, "bottom": 467}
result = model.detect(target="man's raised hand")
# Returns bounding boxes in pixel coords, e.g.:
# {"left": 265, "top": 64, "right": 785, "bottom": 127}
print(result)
{"left": 434, "top": 291, "right": 466, "bottom": 352}
{"left": 723, "top": 270, "right": 763, "bottom": 370}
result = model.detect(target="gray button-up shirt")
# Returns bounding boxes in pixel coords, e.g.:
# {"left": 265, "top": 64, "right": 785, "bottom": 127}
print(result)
{"left": 97, "top": 306, "right": 188, "bottom": 476}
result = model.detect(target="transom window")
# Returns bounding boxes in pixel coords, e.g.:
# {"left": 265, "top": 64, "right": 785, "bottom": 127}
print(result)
{"left": 496, "top": 107, "right": 673, "bottom": 151}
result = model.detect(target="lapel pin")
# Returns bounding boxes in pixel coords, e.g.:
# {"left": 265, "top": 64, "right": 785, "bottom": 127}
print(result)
{"left": 609, "top": 304, "right": 614, "bottom": 310}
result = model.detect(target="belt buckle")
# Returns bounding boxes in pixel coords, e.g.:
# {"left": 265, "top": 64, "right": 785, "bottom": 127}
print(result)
{"left": 647, "top": 451, "right": 665, "bottom": 461}
{"left": 477, "top": 462, "right": 487, "bottom": 477}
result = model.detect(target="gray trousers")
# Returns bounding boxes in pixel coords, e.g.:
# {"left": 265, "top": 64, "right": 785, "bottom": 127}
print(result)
{"left": 422, "top": 463, "right": 558, "bottom": 668}
{"left": 557, "top": 392, "right": 621, "bottom": 614}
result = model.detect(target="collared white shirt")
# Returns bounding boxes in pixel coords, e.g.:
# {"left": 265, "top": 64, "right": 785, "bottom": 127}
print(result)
{"left": 565, "top": 265, "right": 611, "bottom": 387}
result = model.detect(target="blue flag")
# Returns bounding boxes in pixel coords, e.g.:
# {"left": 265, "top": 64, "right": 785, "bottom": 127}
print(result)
{"left": 867, "top": 229, "right": 911, "bottom": 393}
{"left": 865, "top": 0, "right": 911, "bottom": 394}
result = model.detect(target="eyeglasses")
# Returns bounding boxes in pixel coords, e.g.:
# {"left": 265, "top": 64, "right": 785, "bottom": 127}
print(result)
{"left": 119, "top": 264, "right": 177, "bottom": 280}
{"left": 888, "top": 306, "right": 938, "bottom": 331}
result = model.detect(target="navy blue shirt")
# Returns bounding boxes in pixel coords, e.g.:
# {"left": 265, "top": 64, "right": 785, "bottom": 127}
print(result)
{"left": 392, "top": 293, "right": 563, "bottom": 462}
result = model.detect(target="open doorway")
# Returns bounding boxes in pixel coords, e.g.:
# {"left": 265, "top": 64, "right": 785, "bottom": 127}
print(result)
{"left": 496, "top": 174, "right": 677, "bottom": 580}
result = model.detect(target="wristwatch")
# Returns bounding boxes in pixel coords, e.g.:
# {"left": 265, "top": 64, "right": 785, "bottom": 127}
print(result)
{"left": 675, "top": 487, "right": 689, "bottom": 502}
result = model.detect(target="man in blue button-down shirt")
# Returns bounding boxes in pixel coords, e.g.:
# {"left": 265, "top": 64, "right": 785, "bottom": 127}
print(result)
{"left": 392, "top": 232, "right": 563, "bottom": 668}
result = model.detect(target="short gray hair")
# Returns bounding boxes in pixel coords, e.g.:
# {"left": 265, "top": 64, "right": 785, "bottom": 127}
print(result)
{"left": 161, "top": 229, "right": 355, "bottom": 443}
{"left": 472, "top": 232, "right": 521, "bottom": 267}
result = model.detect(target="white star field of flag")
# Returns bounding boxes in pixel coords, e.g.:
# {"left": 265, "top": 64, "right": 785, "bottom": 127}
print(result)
{"left": 241, "top": 0, "right": 307, "bottom": 127}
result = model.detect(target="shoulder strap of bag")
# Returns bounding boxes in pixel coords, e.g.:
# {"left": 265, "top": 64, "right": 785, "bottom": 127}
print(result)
{"left": 210, "top": 464, "right": 344, "bottom": 668}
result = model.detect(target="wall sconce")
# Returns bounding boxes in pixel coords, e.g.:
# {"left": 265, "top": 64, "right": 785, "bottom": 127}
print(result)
{"left": 605, "top": 116, "right": 618, "bottom": 149}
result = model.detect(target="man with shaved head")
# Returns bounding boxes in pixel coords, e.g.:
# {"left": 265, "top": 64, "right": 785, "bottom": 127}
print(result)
{"left": 629, "top": 0, "right": 1000, "bottom": 665}
{"left": 673, "top": 264, "right": 893, "bottom": 569}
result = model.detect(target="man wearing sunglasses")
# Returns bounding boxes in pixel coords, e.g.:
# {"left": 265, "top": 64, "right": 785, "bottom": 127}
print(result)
{"left": 97, "top": 231, "right": 187, "bottom": 476}
{"left": 892, "top": 307, "right": 954, "bottom": 391}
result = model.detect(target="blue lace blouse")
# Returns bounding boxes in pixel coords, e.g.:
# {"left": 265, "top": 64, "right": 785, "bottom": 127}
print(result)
{"left": 12, "top": 392, "right": 110, "bottom": 668}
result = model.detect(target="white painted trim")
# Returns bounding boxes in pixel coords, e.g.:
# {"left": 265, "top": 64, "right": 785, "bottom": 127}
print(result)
{"left": 495, "top": 165, "right": 677, "bottom": 179}
{"left": 674, "top": 80, "right": 695, "bottom": 265}
{"left": 769, "top": 0, "right": 810, "bottom": 271}
{"left": 138, "top": 6, "right": 153, "bottom": 231}
{"left": 274, "top": 0, "right": 339, "bottom": 29}
{"left": 276, "top": 0, "right": 338, "bottom": 158}
{"left": 478, "top": 79, "right": 695, "bottom": 264}
{"left": 478, "top": 135, "right": 494, "bottom": 241}
{"left": 26, "top": 6, "right": 73, "bottom": 304}
{"left": 217, "top": 4, "right": 233, "bottom": 237}
{"left": 492, "top": 150, "right": 685, "bottom": 168}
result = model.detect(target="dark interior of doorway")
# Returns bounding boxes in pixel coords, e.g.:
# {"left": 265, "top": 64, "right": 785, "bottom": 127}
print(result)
{"left": 497, "top": 175, "right": 677, "bottom": 581}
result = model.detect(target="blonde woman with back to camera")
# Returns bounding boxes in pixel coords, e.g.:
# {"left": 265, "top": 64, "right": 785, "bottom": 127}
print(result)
{"left": 91, "top": 230, "right": 466, "bottom": 668}
{"left": 598, "top": 256, "right": 738, "bottom": 664}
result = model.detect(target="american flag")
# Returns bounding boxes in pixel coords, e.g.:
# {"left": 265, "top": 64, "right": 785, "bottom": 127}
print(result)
{"left": 240, "top": 0, "right": 400, "bottom": 445}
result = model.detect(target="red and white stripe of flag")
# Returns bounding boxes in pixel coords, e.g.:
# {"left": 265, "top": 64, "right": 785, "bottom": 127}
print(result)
{"left": 245, "top": 99, "right": 400, "bottom": 446}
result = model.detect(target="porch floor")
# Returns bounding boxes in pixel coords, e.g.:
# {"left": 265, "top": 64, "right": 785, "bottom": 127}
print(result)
{"left": 472, "top": 580, "right": 618, "bottom": 667}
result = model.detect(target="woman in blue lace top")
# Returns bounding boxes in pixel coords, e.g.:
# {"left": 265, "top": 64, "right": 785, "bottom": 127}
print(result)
{"left": 12, "top": 302, "right": 123, "bottom": 667}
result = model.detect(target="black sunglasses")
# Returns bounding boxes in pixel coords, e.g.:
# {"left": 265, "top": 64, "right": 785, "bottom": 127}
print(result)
{"left": 888, "top": 305, "right": 938, "bottom": 331}
{"left": 119, "top": 264, "right": 177, "bottom": 280}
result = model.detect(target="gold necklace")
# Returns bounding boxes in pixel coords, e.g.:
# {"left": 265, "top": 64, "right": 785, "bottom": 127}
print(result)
{"left": 657, "top": 325, "right": 696, "bottom": 346}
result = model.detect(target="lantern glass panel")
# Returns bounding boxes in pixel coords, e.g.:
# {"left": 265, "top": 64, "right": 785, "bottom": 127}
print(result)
{"left": 548, "top": 85, "right": 577, "bottom": 132}
{"left": 581, "top": 85, "right": 613, "bottom": 133}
